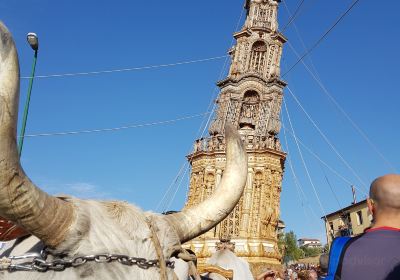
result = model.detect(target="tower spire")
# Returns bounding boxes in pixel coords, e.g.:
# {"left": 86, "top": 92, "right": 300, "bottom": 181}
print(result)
{"left": 209, "top": 0, "right": 287, "bottom": 139}
{"left": 184, "top": 0, "right": 287, "bottom": 275}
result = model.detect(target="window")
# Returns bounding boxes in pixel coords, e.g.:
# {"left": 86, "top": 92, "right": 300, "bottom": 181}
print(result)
{"left": 329, "top": 222, "right": 334, "bottom": 231}
{"left": 356, "top": 211, "right": 363, "bottom": 225}
{"left": 248, "top": 41, "right": 267, "bottom": 74}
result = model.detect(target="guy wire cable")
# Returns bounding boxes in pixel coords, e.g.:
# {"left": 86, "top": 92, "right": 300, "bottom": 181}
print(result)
{"left": 286, "top": 86, "right": 369, "bottom": 193}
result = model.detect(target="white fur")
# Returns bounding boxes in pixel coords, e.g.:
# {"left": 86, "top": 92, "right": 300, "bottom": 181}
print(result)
{"left": 207, "top": 249, "right": 253, "bottom": 280}
{"left": 1, "top": 198, "right": 181, "bottom": 280}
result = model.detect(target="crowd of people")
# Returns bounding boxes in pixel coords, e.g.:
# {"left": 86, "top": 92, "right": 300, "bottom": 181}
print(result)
{"left": 255, "top": 261, "right": 326, "bottom": 280}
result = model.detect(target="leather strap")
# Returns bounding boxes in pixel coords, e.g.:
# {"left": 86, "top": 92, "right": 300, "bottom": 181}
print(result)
{"left": 0, "top": 217, "right": 28, "bottom": 241}
{"left": 146, "top": 218, "right": 168, "bottom": 280}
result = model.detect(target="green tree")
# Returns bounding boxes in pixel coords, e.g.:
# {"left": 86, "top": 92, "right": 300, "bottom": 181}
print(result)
{"left": 300, "top": 246, "right": 323, "bottom": 257}
{"left": 323, "top": 243, "right": 330, "bottom": 253}
{"left": 283, "top": 231, "right": 303, "bottom": 262}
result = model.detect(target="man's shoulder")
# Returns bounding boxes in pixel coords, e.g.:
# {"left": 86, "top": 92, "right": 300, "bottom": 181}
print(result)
{"left": 346, "top": 229, "right": 400, "bottom": 248}
{"left": 338, "top": 229, "right": 400, "bottom": 279}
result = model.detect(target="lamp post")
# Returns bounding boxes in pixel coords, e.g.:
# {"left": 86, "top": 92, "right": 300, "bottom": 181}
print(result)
{"left": 18, "top": 32, "right": 39, "bottom": 157}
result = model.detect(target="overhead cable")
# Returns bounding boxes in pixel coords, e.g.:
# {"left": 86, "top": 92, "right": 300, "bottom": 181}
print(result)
{"left": 21, "top": 112, "right": 210, "bottom": 138}
{"left": 165, "top": 165, "right": 190, "bottom": 212}
{"left": 282, "top": 119, "right": 324, "bottom": 231}
{"left": 282, "top": 0, "right": 361, "bottom": 77}
{"left": 320, "top": 163, "right": 344, "bottom": 209}
{"left": 282, "top": 2, "right": 380, "bottom": 193}
{"left": 198, "top": 7, "right": 246, "bottom": 139}
{"left": 286, "top": 41, "right": 397, "bottom": 173}
{"left": 284, "top": 1, "right": 395, "bottom": 172}
{"left": 281, "top": 0, "right": 306, "bottom": 31}
{"left": 286, "top": 86, "right": 369, "bottom": 192}
{"left": 159, "top": 7, "right": 247, "bottom": 211}
{"left": 21, "top": 55, "right": 228, "bottom": 79}
{"left": 282, "top": 125, "right": 367, "bottom": 196}
{"left": 283, "top": 98, "right": 329, "bottom": 220}
{"left": 156, "top": 162, "right": 188, "bottom": 213}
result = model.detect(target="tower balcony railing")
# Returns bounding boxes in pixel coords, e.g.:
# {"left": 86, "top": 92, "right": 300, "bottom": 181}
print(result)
{"left": 192, "top": 134, "right": 282, "bottom": 154}
{"left": 252, "top": 20, "right": 272, "bottom": 30}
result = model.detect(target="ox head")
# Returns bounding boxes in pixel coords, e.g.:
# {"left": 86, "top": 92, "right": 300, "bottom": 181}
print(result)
{"left": 0, "top": 21, "right": 247, "bottom": 250}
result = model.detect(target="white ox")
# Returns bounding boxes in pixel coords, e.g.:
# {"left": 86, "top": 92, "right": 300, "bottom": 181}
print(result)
{"left": 173, "top": 249, "right": 253, "bottom": 280}
{"left": 206, "top": 249, "right": 253, "bottom": 280}
{"left": 0, "top": 21, "right": 248, "bottom": 280}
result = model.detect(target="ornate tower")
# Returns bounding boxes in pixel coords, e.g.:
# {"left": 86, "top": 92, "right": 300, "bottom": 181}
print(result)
{"left": 184, "top": 0, "right": 287, "bottom": 274}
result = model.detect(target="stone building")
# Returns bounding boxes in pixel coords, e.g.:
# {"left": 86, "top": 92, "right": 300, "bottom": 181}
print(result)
{"left": 322, "top": 199, "right": 371, "bottom": 245}
{"left": 184, "top": 0, "right": 287, "bottom": 274}
{"left": 298, "top": 238, "right": 322, "bottom": 248}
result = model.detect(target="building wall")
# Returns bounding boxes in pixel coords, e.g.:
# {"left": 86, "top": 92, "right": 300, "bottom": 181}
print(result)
{"left": 324, "top": 201, "right": 371, "bottom": 244}
{"left": 298, "top": 240, "right": 321, "bottom": 247}
{"left": 349, "top": 205, "right": 370, "bottom": 235}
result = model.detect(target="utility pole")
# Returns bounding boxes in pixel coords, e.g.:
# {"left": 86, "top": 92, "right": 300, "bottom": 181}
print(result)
{"left": 351, "top": 185, "right": 357, "bottom": 205}
{"left": 18, "top": 32, "right": 39, "bottom": 157}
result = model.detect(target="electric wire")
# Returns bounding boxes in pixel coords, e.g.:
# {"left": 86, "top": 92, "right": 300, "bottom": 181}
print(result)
{"left": 156, "top": 163, "right": 188, "bottom": 212}
{"left": 165, "top": 164, "right": 190, "bottom": 212}
{"left": 157, "top": 7, "right": 246, "bottom": 211}
{"left": 282, "top": 0, "right": 321, "bottom": 81}
{"left": 286, "top": 40, "right": 398, "bottom": 173}
{"left": 283, "top": 98, "right": 329, "bottom": 220}
{"left": 280, "top": 57, "right": 320, "bottom": 230}
{"left": 281, "top": 0, "right": 306, "bottom": 32}
{"left": 282, "top": 117, "right": 323, "bottom": 231}
{"left": 280, "top": 56, "right": 366, "bottom": 196}
{"left": 284, "top": 0, "right": 396, "bottom": 172}
{"left": 20, "top": 55, "right": 229, "bottom": 79}
{"left": 198, "top": 6, "right": 246, "bottom": 139}
{"left": 286, "top": 86, "right": 369, "bottom": 192}
{"left": 320, "top": 163, "right": 343, "bottom": 210}
{"left": 282, "top": 0, "right": 361, "bottom": 77}
{"left": 21, "top": 112, "right": 210, "bottom": 138}
{"left": 281, "top": 125, "right": 367, "bottom": 196}
{"left": 282, "top": 1, "right": 375, "bottom": 196}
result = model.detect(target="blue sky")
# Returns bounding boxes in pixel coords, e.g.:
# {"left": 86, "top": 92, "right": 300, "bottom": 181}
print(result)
{"left": 2, "top": 0, "right": 400, "bottom": 243}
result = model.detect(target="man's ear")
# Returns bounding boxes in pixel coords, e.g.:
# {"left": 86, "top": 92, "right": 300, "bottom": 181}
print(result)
{"left": 367, "top": 198, "right": 375, "bottom": 215}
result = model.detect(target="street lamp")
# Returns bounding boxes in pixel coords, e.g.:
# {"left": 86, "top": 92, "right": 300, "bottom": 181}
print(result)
{"left": 18, "top": 32, "right": 39, "bottom": 157}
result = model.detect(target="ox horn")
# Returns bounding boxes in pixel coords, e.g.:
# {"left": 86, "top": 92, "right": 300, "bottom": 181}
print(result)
{"left": 165, "top": 125, "right": 248, "bottom": 243}
{"left": 0, "top": 22, "right": 74, "bottom": 247}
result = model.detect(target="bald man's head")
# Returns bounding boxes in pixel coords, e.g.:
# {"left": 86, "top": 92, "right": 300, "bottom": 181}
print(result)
{"left": 370, "top": 174, "right": 400, "bottom": 212}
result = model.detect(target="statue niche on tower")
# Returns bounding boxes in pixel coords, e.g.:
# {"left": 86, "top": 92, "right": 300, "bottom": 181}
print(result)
{"left": 239, "top": 91, "right": 260, "bottom": 130}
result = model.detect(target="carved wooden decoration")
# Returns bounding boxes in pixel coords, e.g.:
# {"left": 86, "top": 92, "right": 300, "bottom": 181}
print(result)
{"left": 198, "top": 265, "right": 234, "bottom": 280}
{"left": 184, "top": 0, "right": 286, "bottom": 276}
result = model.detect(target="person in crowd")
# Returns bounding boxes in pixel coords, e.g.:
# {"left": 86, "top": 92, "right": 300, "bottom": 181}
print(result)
{"left": 256, "top": 270, "right": 277, "bottom": 280}
{"left": 317, "top": 254, "right": 328, "bottom": 279}
{"left": 308, "top": 269, "right": 318, "bottom": 280}
{"left": 297, "top": 270, "right": 308, "bottom": 280}
{"left": 328, "top": 174, "right": 400, "bottom": 279}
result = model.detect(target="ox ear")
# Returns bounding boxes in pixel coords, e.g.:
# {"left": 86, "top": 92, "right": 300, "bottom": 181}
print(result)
{"left": 0, "top": 21, "right": 75, "bottom": 247}
{"left": 165, "top": 125, "right": 248, "bottom": 243}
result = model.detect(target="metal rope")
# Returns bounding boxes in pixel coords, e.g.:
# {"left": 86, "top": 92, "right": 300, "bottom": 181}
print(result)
{"left": 282, "top": 0, "right": 361, "bottom": 77}
{"left": 281, "top": 0, "right": 306, "bottom": 32}
{"left": 286, "top": 40, "right": 397, "bottom": 173}
{"left": 21, "top": 112, "right": 210, "bottom": 138}
{"left": 157, "top": 7, "right": 246, "bottom": 211}
{"left": 286, "top": 86, "right": 369, "bottom": 192}
{"left": 282, "top": 118, "right": 324, "bottom": 232}
{"left": 281, "top": 126, "right": 367, "bottom": 196}
{"left": 21, "top": 55, "right": 228, "bottom": 79}
{"left": 283, "top": 98, "right": 329, "bottom": 220}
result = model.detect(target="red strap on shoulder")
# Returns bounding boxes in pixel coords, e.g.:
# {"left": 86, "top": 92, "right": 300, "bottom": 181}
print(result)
{"left": 0, "top": 217, "right": 28, "bottom": 241}
{"left": 366, "top": 226, "right": 400, "bottom": 232}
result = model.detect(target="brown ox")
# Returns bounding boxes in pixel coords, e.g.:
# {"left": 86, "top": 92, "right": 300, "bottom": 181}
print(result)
{"left": 0, "top": 21, "right": 248, "bottom": 280}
